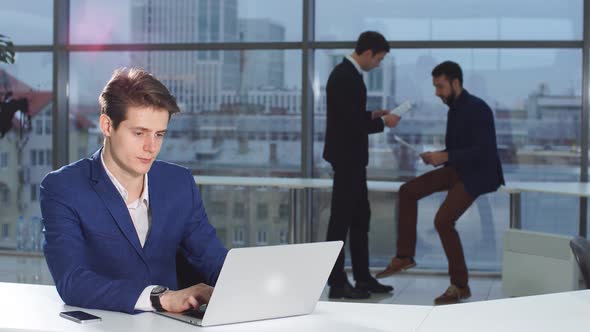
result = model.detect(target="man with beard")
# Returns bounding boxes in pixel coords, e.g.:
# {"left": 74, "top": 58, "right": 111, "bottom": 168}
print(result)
{"left": 374, "top": 61, "right": 504, "bottom": 305}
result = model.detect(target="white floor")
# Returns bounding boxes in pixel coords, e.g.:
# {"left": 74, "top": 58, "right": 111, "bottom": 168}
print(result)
{"left": 0, "top": 253, "right": 506, "bottom": 306}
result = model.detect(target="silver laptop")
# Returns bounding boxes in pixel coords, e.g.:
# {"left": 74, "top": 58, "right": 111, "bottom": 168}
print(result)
{"left": 155, "top": 241, "right": 343, "bottom": 327}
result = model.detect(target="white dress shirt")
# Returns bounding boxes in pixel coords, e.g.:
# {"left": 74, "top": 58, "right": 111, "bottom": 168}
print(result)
{"left": 100, "top": 151, "right": 157, "bottom": 311}
{"left": 345, "top": 54, "right": 363, "bottom": 74}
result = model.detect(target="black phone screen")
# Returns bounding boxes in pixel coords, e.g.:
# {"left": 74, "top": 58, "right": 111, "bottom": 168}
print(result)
{"left": 60, "top": 310, "right": 101, "bottom": 322}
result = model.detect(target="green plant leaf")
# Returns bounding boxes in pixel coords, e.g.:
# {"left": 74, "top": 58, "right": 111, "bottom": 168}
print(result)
{"left": 0, "top": 34, "right": 15, "bottom": 64}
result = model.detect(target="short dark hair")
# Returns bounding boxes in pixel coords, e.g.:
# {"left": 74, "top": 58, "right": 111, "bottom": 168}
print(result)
{"left": 431, "top": 61, "right": 463, "bottom": 86}
{"left": 98, "top": 68, "right": 180, "bottom": 129}
{"left": 354, "top": 31, "right": 390, "bottom": 55}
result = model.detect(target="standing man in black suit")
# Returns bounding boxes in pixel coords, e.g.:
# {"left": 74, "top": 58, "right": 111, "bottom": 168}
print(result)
{"left": 375, "top": 61, "right": 505, "bottom": 305}
{"left": 323, "top": 31, "right": 401, "bottom": 299}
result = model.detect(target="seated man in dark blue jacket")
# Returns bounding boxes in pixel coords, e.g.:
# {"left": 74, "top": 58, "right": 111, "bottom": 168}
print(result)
{"left": 375, "top": 61, "right": 504, "bottom": 305}
{"left": 41, "top": 68, "right": 228, "bottom": 314}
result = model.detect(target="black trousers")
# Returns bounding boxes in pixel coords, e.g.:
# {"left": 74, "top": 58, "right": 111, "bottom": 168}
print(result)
{"left": 326, "top": 166, "right": 371, "bottom": 287}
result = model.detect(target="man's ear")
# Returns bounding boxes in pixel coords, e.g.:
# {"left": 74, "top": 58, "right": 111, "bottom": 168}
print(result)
{"left": 99, "top": 114, "right": 112, "bottom": 137}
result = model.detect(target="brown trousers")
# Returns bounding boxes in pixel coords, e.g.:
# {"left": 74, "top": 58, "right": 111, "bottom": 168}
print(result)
{"left": 397, "top": 166, "right": 475, "bottom": 287}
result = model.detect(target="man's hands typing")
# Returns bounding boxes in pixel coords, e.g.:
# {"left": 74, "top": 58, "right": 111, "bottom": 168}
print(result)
{"left": 160, "top": 283, "right": 213, "bottom": 313}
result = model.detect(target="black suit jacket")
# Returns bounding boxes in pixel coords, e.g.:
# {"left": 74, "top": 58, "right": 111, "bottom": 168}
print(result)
{"left": 323, "top": 58, "right": 385, "bottom": 168}
{"left": 445, "top": 89, "right": 505, "bottom": 197}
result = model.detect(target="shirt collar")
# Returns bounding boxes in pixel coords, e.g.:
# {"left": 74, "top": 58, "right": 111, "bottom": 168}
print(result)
{"left": 100, "top": 149, "right": 149, "bottom": 207}
{"left": 345, "top": 54, "right": 363, "bottom": 75}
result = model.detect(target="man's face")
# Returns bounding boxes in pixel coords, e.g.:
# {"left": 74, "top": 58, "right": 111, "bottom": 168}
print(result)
{"left": 102, "top": 106, "right": 169, "bottom": 178}
{"left": 433, "top": 75, "right": 457, "bottom": 106}
{"left": 362, "top": 51, "right": 387, "bottom": 71}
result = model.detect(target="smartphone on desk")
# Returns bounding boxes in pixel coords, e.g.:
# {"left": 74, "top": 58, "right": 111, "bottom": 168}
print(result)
{"left": 60, "top": 310, "right": 102, "bottom": 323}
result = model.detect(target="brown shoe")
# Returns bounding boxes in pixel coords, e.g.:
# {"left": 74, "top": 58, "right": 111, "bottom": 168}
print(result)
{"left": 434, "top": 285, "right": 471, "bottom": 305}
{"left": 375, "top": 257, "right": 416, "bottom": 279}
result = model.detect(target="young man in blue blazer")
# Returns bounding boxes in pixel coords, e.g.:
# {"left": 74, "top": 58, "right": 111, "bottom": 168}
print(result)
{"left": 376, "top": 61, "right": 505, "bottom": 305}
{"left": 41, "top": 68, "right": 228, "bottom": 314}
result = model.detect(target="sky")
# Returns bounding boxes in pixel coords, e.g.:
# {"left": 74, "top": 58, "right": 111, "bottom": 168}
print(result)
{"left": 2, "top": 0, "right": 582, "bottom": 43}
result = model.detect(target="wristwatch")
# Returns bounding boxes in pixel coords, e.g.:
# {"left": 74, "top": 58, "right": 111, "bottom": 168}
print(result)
{"left": 150, "top": 285, "right": 169, "bottom": 312}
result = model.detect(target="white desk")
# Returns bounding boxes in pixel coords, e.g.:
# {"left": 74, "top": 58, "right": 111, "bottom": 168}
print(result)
{"left": 195, "top": 176, "right": 321, "bottom": 189}
{"left": 4, "top": 282, "right": 590, "bottom": 332}
{"left": 502, "top": 181, "right": 590, "bottom": 197}
{"left": 194, "top": 175, "right": 402, "bottom": 191}
{"left": 0, "top": 282, "right": 432, "bottom": 332}
{"left": 195, "top": 176, "right": 590, "bottom": 196}
{"left": 417, "top": 289, "right": 590, "bottom": 332}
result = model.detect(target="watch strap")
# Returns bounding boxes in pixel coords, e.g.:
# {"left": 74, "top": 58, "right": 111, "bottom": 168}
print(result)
{"left": 150, "top": 286, "right": 168, "bottom": 312}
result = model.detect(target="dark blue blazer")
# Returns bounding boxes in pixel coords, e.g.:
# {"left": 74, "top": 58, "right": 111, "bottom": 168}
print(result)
{"left": 445, "top": 89, "right": 505, "bottom": 197}
{"left": 40, "top": 149, "right": 228, "bottom": 313}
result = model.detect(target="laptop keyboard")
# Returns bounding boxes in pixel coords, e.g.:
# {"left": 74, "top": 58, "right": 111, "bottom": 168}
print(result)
{"left": 182, "top": 304, "right": 207, "bottom": 319}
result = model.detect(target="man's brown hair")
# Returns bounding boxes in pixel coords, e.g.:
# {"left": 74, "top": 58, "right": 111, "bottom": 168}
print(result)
{"left": 98, "top": 68, "right": 180, "bottom": 129}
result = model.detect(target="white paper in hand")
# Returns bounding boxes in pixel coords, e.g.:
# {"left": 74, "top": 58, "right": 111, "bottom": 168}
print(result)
{"left": 391, "top": 101, "right": 413, "bottom": 117}
{"left": 394, "top": 135, "right": 420, "bottom": 153}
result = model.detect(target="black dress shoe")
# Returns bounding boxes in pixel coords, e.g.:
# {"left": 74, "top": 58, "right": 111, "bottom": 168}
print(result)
{"left": 328, "top": 281, "right": 371, "bottom": 299}
{"left": 356, "top": 277, "right": 394, "bottom": 294}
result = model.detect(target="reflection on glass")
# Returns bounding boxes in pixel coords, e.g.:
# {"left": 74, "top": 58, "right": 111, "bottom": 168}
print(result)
{"left": 70, "top": 0, "right": 302, "bottom": 44}
{"left": 70, "top": 50, "right": 302, "bottom": 176}
{"left": 0, "top": 53, "right": 53, "bottom": 252}
{"left": 200, "top": 186, "right": 290, "bottom": 248}
{"left": 316, "top": 0, "right": 583, "bottom": 41}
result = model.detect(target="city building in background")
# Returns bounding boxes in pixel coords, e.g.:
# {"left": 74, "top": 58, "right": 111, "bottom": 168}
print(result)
{"left": 0, "top": 0, "right": 587, "bottom": 272}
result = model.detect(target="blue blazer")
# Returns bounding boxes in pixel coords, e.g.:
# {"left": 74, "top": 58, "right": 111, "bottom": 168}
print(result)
{"left": 40, "top": 149, "right": 228, "bottom": 313}
{"left": 445, "top": 90, "right": 505, "bottom": 197}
